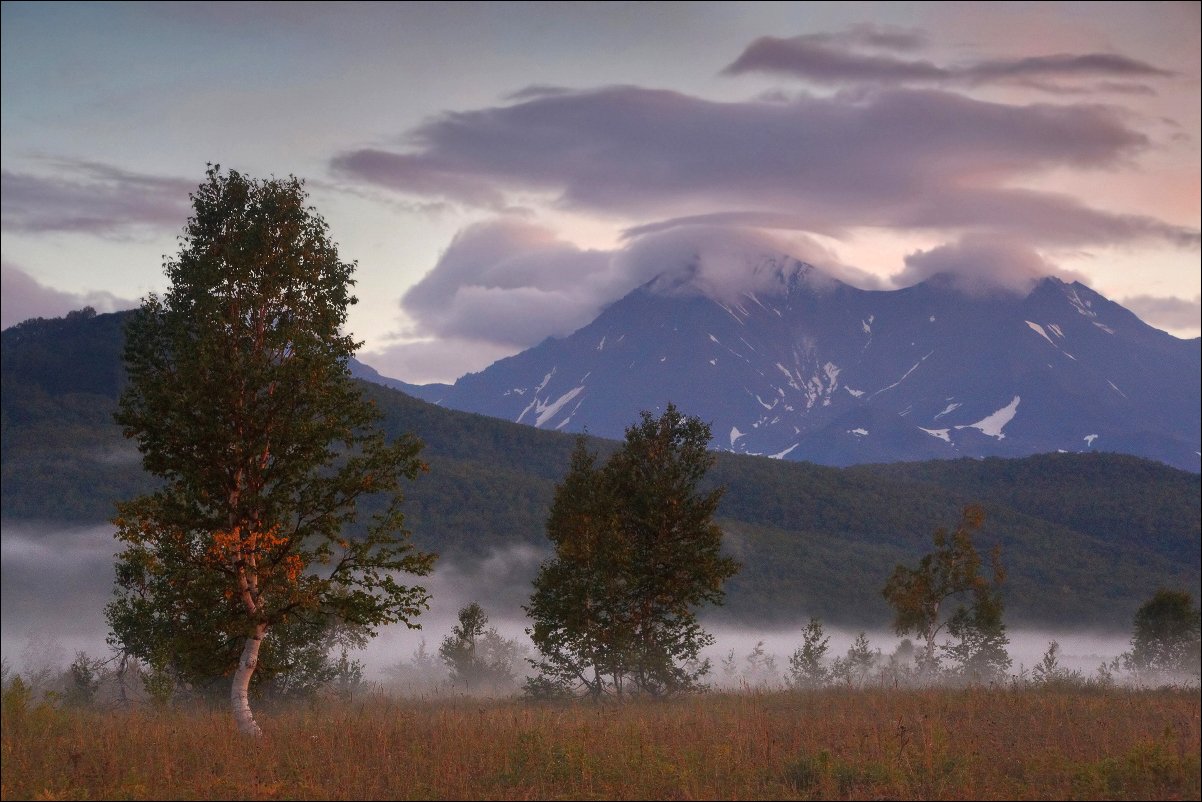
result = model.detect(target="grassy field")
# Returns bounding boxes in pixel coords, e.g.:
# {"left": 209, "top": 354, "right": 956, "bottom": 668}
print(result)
{"left": 2, "top": 687, "right": 1198, "bottom": 800}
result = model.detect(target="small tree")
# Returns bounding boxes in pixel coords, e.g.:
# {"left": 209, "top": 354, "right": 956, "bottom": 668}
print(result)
{"left": 106, "top": 166, "right": 435, "bottom": 735}
{"left": 742, "top": 641, "right": 780, "bottom": 688}
{"left": 63, "top": 652, "right": 105, "bottom": 708}
{"left": 526, "top": 407, "right": 739, "bottom": 699}
{"left": 524, "top": 439, "right": 621, "bottom": 699}
{"left": 440, "top": 602, "right": 521, "bottom": 693}
{"left": 830, "top": 632, "right": 878, "bottom": 688}
{"left": 1128, "top": 589, "right": 1201, "bottom": 677}
{"left": 787, "top": 618, "right": 831, "bottom": 689}
{"left": 1031, "top": 641, "right": 1083, "bottom": 687}
{"left": 882, "top": 504, "right": 1009, "bottom": 679}
{"left": 943, "top": 585, "right": 1011, "bottom": 683}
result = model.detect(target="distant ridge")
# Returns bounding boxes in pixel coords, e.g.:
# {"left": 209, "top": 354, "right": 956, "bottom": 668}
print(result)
{"left": 401, "top": 256, "right": 1199, "bottom": 471}
{"left": 2, "top": 308, "right": 1198, "bottom": 627}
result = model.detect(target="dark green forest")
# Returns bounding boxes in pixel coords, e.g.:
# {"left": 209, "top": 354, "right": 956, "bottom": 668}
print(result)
{"left": 3, "top": 309, "right": 1198, "bottom": 627}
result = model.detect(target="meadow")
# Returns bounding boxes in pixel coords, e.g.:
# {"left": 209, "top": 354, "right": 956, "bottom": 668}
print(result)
{"left": 3, "top": 686, "right": 1198, "bottom": 800}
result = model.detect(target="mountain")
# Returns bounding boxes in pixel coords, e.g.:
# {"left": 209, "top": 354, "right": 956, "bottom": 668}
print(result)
{"left": 348, "top": 358, "right": 450, "bottom": 399}
{"left": 2, "top": 308, "right": 1198, "bottom": 627}
{"left": 417, "top": 257, "right": 1200, "bottom": 471}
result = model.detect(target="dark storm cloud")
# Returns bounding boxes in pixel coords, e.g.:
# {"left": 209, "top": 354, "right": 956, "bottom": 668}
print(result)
{"left": 331, "top": 85, "right": 1194, "bottom": 249}
{"left": 1, "top": 262, "right": 138, "bottom": 329}
{"left": 722, "top": 31, "right": 1173, "bottom": 89}
{"left": 0, "top": 159, "right": 194, "bottom": 235}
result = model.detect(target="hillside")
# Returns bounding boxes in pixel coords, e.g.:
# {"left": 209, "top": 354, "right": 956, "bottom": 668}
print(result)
{"left": 2, "top": 309, "right": 1198, "bottom": 627}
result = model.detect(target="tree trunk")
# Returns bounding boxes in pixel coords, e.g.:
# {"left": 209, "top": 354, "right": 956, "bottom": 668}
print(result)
{"left": 231, "top": 623, "right": 267, "bottom": 736}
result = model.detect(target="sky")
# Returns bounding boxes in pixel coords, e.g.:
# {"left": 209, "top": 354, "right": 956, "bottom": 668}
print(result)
{"left": 2, "top": 1, "right": 1198, "bottom": 384}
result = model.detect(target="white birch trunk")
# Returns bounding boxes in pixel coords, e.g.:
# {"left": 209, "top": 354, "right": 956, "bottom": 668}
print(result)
{"left": 231, "top": 623, "right": 268, "bottom": 736}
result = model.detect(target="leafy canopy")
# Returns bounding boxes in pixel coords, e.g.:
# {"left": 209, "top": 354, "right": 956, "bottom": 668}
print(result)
{"left": 1129, "top": 589, "right": 1201, "bottom": 676}
{"left": 439, "top": 602, "right": 522, "bottom": 692}
{"left": 882, "top": 504, "right": 1010, "bottom": 679}
{"left": 525, "top": 404, "right": 740, "bottom": 698}
{"left": 106, "top": 165, "right": 435, "bottom": 691}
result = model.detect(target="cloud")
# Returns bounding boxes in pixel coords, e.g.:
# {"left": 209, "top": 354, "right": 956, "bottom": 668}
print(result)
{"left": 0, "top": 159, "right": 194, "bottom": 235}
{"left": 723, "top": 36, "right": 947, "bottom": 85}
{"left": 330, "top": 149, "right": 506, "bottom": 209}
{"left": 360, "top": 336, "right": 520, "bottom": 387}
{"left": 892, "top": 235, "right": 1088, "bottom": 296}
{"left": 1118, "top": 293, "right": 1202, "bottom": 332}
{"left": 616, "top": 224, "right": 886, "bottom": 298}
{"left": 331, "top": 85, "right": 1196, "bottom": 250}
{"left": 398, "top": 218, "right": 621, "bottom": 348}
{"left": 1, "top": 262, "right": 139, "bottom": 329}
{"left": 722, "top": 30, "right": 1173, "bottom": 90}
{"left": 399, "top": 219, "right": 872, "bottom": 348}
{"left": 382, "top": 217, "right": 891, "bottom": 383}
{"left": 1, "top": 524, "right": 118, "bottom": 660}
{"left": 892, "top": 187, "right": 1202, "bottom": 249}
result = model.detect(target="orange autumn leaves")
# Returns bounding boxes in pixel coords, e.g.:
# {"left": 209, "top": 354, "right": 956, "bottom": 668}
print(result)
{"left": 208, "top": 524, "right": 304, "bottom": 584}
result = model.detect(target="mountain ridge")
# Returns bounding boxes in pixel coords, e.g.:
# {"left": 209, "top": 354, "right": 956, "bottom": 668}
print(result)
{"left": 406, "top": 263, "right": 1199, "bottom": 471}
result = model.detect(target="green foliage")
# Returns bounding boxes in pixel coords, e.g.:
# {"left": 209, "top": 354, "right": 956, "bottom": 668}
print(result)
{"left": 1128, "top": 589, "right": 1201, "bottom": 676}
{"left": 104, "top": 166, "right": 435, "bottom": 711}
{"left": 943, "top": 586, "right": 1012, "bottom": 682}
{"left": 257, "top": 620, "right": 371, "bottom": 702}
{"left": 526, "top": 408, "right": 740, "bottom": 698}
{"left": 882, "top": 504, "right": 1010, "bottom": 678}
{"left": 62, "top": 651, "right": 104, "bottom": 708}
{"left": 787, "top": 618, "right": 830, "bottom": 689}
{"left": 2, "top": 674, "right": 32, "bottom": 720}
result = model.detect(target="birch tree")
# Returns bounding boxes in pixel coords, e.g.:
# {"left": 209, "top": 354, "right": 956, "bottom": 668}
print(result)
{"left": 106, "top": 166, "right": 435, "bottom": 735}
{"left": 882, "top": 504, "right": 1008, "bottom": 678}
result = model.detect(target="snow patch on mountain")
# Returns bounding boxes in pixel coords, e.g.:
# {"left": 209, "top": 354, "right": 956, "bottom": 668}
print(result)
{"left": 769, "top": 443, "right": 799, "bottom": 459}
{"left": 518, "top": 384, "right": 585, "bottom": 427}
{"left": 1026, "top": 321, "right": 1056, "bottom": 347}
{"left": 1065, "top": 287, "right": 1095, "bottom": 318}
{"left": 872, "top": 351, "right": 934, "bottom": 398}
{"left": 934, "top": 401, "right": 961, "bottom": 420}
{"left": 957, "top": 396, "right": 1021, "bottom": 439}
{"left": 920, "top": 427, "right": 952, "bottom": 442}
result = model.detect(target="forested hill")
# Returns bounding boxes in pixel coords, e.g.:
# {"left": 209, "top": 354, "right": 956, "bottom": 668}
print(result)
{"left": 2, "top": 309, "right": 1199, "bottom": 627}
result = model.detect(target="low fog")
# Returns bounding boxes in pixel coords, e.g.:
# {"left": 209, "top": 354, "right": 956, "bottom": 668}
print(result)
{"left": 0, "top": 523, "right": 1141, "bottom": 691}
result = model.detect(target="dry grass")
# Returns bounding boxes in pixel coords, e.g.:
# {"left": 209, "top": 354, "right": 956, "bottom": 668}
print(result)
{"left": 2, "top": 687, "right": 1198, "bottom": 800}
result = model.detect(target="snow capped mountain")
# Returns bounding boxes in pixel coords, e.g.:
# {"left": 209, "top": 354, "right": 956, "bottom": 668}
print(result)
{"left": 399, "top": 257, "right": 1201, "bottom": 470}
